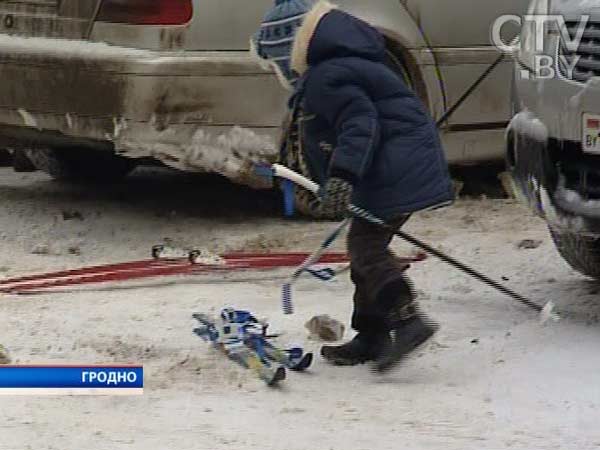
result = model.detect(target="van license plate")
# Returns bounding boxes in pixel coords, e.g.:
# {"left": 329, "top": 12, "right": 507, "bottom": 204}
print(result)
{"left": 583, "top": 113, "right": 600, "bottom": 153}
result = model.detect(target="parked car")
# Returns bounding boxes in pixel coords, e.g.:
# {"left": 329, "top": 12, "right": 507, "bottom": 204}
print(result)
{"left": 508, "top": 0, "right": 600, "bottom": 278}
{"left": 0, "top": 0, "right": 527, "bottom": 188}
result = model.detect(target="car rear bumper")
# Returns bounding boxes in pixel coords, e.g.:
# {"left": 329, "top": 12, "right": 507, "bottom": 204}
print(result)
{"left": 0, "top": 34, "right": 287, "bottom": 183}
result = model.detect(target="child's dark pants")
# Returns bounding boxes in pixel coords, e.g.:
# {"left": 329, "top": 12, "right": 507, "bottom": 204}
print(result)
{"left": 348, "top": 215, "right": 414, "bottom": 333}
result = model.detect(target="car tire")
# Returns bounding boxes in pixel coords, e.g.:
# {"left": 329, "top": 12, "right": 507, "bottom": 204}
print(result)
{"left": 289, "top": 48, "right": 413, "bottom": 221}
{"left": 549, "top": 225, "right": 600, "bottom": 279}
{"left": 26, "top": 148, "right": 135, "bottom": 182}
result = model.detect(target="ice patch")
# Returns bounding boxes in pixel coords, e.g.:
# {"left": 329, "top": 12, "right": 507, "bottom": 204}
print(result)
{"left": 17, "top": 109, "right": 38, "bottom": 129}
{"left": 117, "top": 126, "right": 278, "bottom": 187}
{"left": 112, "top": 117, "right": 128, "bottom": 139}
{"left": 540, "top": 186, "right": 558, "bottom": 222}
{"left": 179, "top": 127, "right": 277, "bottom": 185}
{"left": 508, "top": 111, "right": 548, "bottom": 142}
{"left": 554, "top": 175, "right": 600, "bottom": 220}
{"left": 568, "top": 77, "right": 600, "bottom": 110}
{"left": 539, "top": 184, "right": 585, "bottom": 232}
{"left": 539, "top": 175, "right": 596, "bottom": 232}
{"left": 568, "top": 91, "right": 582, "bottom": 110}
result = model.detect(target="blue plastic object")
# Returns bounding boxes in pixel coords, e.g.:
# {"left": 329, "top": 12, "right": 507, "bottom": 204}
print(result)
{"left": 254, "top": 163, "right": 275, "bottom": 179}
{"left": 283, "top": 180, "right": 296, "bottom": 217}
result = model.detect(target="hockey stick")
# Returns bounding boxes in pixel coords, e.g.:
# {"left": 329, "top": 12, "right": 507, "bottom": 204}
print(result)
{"left": 282, "top": 218, "right": 351, "bottom": 314}
{"left": 265, "top": 164, "right": 559, "bottom": 323}
{"left": 258, "top": 164, "right": 351, "bottom": 314}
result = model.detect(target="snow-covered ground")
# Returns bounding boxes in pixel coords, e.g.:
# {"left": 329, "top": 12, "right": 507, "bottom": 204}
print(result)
{"left": 1, "top": 167, "right": 600, "bottom": 450}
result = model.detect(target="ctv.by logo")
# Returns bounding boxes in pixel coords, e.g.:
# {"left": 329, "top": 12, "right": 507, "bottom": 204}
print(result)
{"left": 492, "top": 14, "right": 590, "bottom": 80}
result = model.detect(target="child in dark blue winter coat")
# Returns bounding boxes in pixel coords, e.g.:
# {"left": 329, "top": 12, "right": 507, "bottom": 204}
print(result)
{"left": 253, "top": 0, "right": 454, "bottom": 371}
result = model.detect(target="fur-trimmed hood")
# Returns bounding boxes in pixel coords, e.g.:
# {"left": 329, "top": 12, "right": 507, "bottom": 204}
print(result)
{"left": 290, "top": 1, "right": 386, "bottom": 75}
{"left": 290, "top": 0, "right": 336, "bottom": 75}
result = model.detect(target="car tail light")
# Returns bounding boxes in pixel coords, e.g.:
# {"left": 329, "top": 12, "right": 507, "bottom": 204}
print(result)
{"left": 97, "top": 0, "right": 193, "bottom": 26}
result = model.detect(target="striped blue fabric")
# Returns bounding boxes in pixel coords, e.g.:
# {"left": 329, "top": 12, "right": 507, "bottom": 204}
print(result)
{"left": 252, "top": 0, "right": 313, "bottom": 86}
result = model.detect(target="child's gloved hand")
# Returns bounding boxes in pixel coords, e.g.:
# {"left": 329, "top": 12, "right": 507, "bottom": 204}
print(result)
{"left": 319, "top": 177, "right": 354, "bottom": 218}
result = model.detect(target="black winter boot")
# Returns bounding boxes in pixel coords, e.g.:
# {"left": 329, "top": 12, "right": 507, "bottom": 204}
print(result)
{"left": 321, "top": 332, "right": 391, "bottom": 366}
{"left": 375, "top": 308, "right": 439, "bottom": 373}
